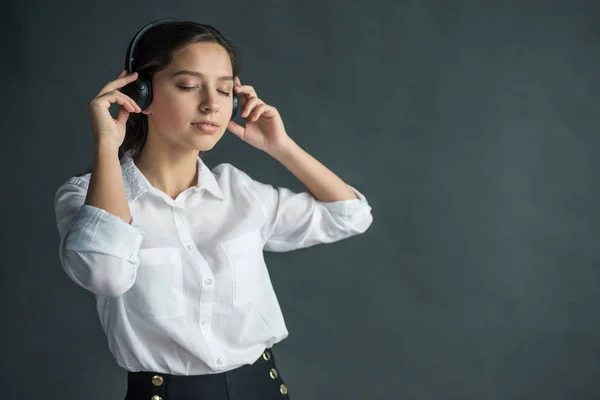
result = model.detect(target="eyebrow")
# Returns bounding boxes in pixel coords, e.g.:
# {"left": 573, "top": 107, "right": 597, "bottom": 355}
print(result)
{"left": 170, "top": 70, "right": 233, "bottom": 81}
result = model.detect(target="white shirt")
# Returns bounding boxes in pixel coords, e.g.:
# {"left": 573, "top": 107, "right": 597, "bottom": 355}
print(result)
{"left": 54, "top": 150, "right": 373, "bottom": 375}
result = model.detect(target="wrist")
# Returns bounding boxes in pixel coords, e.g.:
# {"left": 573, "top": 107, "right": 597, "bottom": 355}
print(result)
{"left": 93, "top": 139, "right": 121, "bottom": 156}
{"left": 94, "top": 137, "right": 120, "bottom": 149}
{"left": 267, "top": 136, "right": 297, "bottom": 160}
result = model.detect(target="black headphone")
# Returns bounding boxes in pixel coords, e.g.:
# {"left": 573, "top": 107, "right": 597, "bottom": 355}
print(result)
{"left": 120, "top": 18, "right": 239, "bottom": 119}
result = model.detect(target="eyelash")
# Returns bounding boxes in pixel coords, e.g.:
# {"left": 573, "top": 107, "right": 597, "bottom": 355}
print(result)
{"left": 178, "top": 86, "right": 231, "bottom": 97}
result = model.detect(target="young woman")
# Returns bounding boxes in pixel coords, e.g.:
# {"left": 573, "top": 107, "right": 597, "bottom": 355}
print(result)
{"left": 54, "top": 19, "right": 373, "bottom": 400}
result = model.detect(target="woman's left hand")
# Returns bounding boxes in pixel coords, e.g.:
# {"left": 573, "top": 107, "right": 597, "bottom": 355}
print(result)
{"left": 227, "top": 77, "right": 291, "bottom": 154}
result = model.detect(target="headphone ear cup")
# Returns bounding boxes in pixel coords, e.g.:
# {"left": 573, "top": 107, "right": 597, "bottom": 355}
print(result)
{"left": 231, "top": 91, "right": 239, "bottom": 120}
{"left": 120, "top": 74, "right": 153, "bottom": 110}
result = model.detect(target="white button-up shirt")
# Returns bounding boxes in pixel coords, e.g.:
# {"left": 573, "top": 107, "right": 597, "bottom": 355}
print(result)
{"left": 54, "top": 151, "right": 373, "bottom": 375}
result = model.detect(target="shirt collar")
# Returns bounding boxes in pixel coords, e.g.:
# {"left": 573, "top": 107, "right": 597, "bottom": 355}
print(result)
{"left": 120, "top": 150, "right": 225, "bottom": 202}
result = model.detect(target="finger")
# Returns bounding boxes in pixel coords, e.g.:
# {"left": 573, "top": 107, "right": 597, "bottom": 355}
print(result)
{"left": 98, "top": 90, "right": 141, "bottom": 112}
{"left": 248, "top": 103, "right": 268, "bottom": 122}
{"left": 235, "top": 84, "right": 257, "bottom": 98}
{"left": 113, "top": 95, "right": 138, "bottom": 113}
{"left": 97, "top": 90, "right": 140, "bottom": 113}
{"left": 227, "top": 120, "right": 245, "bottom": 137}
{"left": 235, "top": 76, "right": 241, "bottom": 87}
{"left": 242, "top": 97, "right": 262, "bottom": 118}
{"left": 97, "top": 72, "right": 139, "bottom": 97}
{"left": 115, "top": 104, "right": 130, "bottom": 125}
{"left": 118, "top": 70, "right": 127, "bottom": 78}
{"left": 111, "top": 91, "right": 140, "bottom": 113}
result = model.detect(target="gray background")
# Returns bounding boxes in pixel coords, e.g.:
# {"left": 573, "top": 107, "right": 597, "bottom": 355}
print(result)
{"left": 2, "top": 0, "right": 599, "bottom": 399}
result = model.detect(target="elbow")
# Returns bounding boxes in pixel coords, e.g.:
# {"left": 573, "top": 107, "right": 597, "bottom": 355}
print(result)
{"left": 89, "top": 270, "right": 137, "bottom": 298}
{"left": 62, "top": 250, "right": 138, "bottom": 297}
{"left": 346, "top": 209, "right": 373, "bottom": 235}
{"left": 362, "top": 211, "right": 374, "bottom": 233}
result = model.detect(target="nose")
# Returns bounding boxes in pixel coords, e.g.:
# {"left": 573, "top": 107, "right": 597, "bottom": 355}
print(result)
{"left": 198, "top": 88, "right": 220, "bottom": 114}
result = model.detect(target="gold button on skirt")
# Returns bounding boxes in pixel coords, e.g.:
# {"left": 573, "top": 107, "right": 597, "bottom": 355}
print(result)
{"left": 280, "top": 383, "right": 288, "bottom": 395}
{"left": 152, "top": 375, "right": 164, "bottom": 386}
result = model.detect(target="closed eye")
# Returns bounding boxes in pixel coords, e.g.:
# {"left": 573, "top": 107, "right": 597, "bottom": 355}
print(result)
{"left": 178, "top": 86, "right": 231, "bottom": 97}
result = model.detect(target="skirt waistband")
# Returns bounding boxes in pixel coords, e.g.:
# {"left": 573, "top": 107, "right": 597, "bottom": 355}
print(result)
{"left": 125, "top": 348, "right": 290, "bottom": 400}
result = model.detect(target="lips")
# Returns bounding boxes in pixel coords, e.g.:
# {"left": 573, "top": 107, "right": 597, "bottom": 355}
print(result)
{"left": 191, "top": 120, "right": 220, "bottom": 127}
{"left": 191, "top": 120, "right": 220, "bottom": 134}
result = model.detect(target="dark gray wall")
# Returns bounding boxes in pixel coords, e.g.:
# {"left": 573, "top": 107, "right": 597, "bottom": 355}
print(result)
{"left": 2, "top": 0, "right": 599, "bottom": 399}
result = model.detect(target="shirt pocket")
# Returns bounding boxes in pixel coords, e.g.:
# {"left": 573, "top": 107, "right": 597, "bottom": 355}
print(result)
{"left": 218, "top": 229, "right": 266, "bottom": 306}
{"left": 125, "top": 247, "right": 185, "bottom": 319}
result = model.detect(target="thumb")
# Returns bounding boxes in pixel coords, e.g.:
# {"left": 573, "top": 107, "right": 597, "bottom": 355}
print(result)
{"left": 116, "top": 105, "right": 130, "bottom": 125}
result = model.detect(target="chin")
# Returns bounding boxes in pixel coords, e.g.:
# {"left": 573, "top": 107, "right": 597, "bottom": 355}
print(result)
{"left": 190, "top": 136, "right": 221, "bottom": 152}
{"left": 197, "top": 144, "right": 217, "bottom": 152}
{"left": 185, "top": 125, "right": 226, "bottom": 150}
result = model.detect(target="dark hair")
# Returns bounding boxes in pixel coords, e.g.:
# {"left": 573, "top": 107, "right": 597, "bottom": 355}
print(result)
{"left": 76, "top": 21, "right": 239, "bottom": 176}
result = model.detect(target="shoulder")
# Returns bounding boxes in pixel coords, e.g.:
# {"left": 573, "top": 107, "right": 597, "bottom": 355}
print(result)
{"left": 210, "top": 162, "right": 276, "bottom": 203}
{"left": 54, "top": 173, "right": 90, "bottom": 206}
{"left": 55, "top": 155, "right": 128, "bottom": 197}
{"left": 62, "top": 173, "right": 91, "bottom": 189}
{"left": 56, "top": 172, "right": 91, "bottom": 193}
{"left": 211, "top": 162, "right": 259, "bottom": 188}
{"left": 55, "top": 172, "right": 90, "bottom": 194}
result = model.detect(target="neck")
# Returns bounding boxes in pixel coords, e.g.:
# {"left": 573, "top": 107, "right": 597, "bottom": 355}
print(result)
{"left": 133, "top": 144, "right": 200, "bottom": 200}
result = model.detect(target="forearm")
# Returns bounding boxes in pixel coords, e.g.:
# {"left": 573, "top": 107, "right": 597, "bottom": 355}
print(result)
{"left": 268, "top": 138, "right": 358, "bottom": 202}
{"left": 84, "top": 141, "right": 132, "bottom": 224}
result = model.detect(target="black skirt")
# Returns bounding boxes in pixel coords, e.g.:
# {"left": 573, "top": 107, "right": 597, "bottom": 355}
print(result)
{"left": 124, "top": 348, "right": 291, "bottom": 400}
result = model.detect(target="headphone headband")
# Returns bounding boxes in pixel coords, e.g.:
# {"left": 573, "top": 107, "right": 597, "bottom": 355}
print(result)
{"left": 125, "top": 18, "right": 177, "bottom": 73}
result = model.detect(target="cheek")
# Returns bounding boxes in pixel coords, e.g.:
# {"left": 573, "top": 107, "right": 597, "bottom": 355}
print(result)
{"left": 220, "top": 99, "right": 235, "bottom": 120}
{"left": 152, "top": 93, "right": 189, "bottom": 123}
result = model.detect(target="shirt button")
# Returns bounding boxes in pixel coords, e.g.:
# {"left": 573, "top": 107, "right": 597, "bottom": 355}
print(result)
{"left": 201, "top": 319, "right": 210, "bottom": 326}
{"left": 216, "top": 357, "right": 222, "bottom": 365}
{"left": 204, "top": 278, "right": 212, "bottom": 285}
{"left": 186, "top": 244, "right": 195, "bottom": 250}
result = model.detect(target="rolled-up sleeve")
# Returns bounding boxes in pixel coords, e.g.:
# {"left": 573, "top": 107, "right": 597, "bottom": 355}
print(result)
{"left": 54, "top": 179, "right": 145, "bottom": 297}
{"left": 239, "top": 172, "right": 373, "bottom": 252}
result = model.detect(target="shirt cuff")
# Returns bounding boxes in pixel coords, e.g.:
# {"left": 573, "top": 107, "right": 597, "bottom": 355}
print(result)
{"left": 64, "top": 205, "right": 145, "bottom": 263}
{"left": 319, "top": 184, "right": 371, "bottom": 218}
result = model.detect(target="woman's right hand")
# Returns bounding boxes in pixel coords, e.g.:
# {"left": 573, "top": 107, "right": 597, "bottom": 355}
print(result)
{"left": 86, "top": 70, "right": 142, "bottom": 148}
